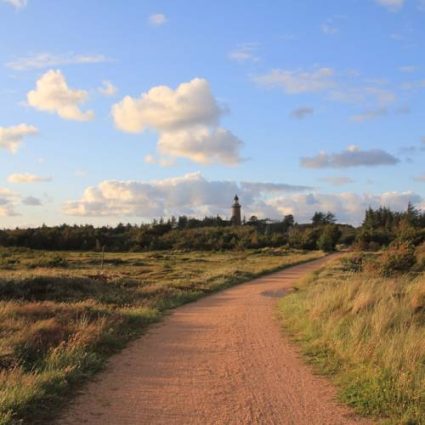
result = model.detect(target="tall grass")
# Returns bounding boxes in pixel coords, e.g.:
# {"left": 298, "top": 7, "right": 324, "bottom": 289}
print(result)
{"left": 279, "top": 256, "right": 425, "bottom": 424}
{"left": 0, "top": 247, "right": 322, "bottom": 425}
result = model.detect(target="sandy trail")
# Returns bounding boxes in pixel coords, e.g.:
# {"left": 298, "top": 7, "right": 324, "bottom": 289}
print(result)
{"left": 57, "top": 256, "right": 373, "bottom": 425}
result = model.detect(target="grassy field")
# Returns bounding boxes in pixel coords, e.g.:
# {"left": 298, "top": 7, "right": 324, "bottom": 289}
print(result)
{"left": 279, "top": 253, "right": 425, "bottom": 425}
{"left": 0, "top": 247, "right": 323, "bottom": 425}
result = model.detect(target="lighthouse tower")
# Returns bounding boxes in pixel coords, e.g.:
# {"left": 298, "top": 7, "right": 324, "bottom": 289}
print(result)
{"left": 231, "top": 195, "right": 242, "bottom": 226}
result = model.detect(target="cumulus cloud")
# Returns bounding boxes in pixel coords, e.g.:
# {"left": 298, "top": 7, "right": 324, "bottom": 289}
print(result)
{"left": 8, "top": 173, "right": 51, "bottom": 183}
{"left": 375, "top": 0, "right": 405, "bottom": 11}
{"left": 98, "top": 80, "right": 117, "bottom": 96}
{"left": 157, "top": 127, "right": 242, "bottom": 165}
{"left": 22, "top": 196, "right": 42, "bottom": 206}
{"left": 268, "top": 191, "right": 421, "bottom": 225}
{"left": 300, "top": 145, "right": 399, "bottom": 168}
{"left": 413, "top": 174, "right": 425, "bottom": 182}
{"left": 113, "top": 78, "right": 220, "bottom": 133}
{"left": 320, "top": 176, "right": 354, "bottom": 186}
{"left": 63, "top": 172, "right": 311, "bottom": 218}
{"left": 6, "top": 53, "right": 109, "bottom": 71}
{"left": 228, "top": 43, "right": 259, "bottom": 62}
{"left": 27, "top": 70, "right": 94, "bottom": 121}
{"left": 0, "top": 124, "right": 38, "bottom": 153}
{"left": 2, "top": 0, "right": 27, "bottom": 9}
{"left": 149, "top": 13, "right": 167, "bottom": 26}
{"left": 290, "top": 106, "right": 314, "bottom": 119}
{"left": 254, "top": 67, "right": 335, "bottom": 94}
{"left": 112, "top": 78, "right": 243, "bottom": 165}
{"left": 63, "top": 172, "right": 422, "bottom": 225}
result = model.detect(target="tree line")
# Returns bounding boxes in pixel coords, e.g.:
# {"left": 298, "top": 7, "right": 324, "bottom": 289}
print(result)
{"left": 1, "top": 204, "right": 424, "bottom": 252}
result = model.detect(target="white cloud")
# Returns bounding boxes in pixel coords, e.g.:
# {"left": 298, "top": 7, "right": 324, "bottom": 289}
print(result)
{"left": 290, "top": 106, "right": 314, "bottom": 119}
{"left": 157, "top": 127, "right": 242, "bottom": 165}
{"left": 240, "top": 182, "right": 313, "bottom": 193}
{"left": 0, "top": 124, "right": 38, "bottom": 153}
{"left": 254, "top": 67, "right": 397, "bottom": 116}
{"left": 149, "top": 13, "right": 167, "bottom": 26}
{"left": 63, "top": 172, "right": 311, "bottom": 218}
{"left": 228, "top": 43, "right": 259, "bottom": 62}
{"left": 254, "top": 67, "right": 335, "bottom": 94}
{"left": 268, "top": 191, "right": 420, "bottom": 225}
{"left": 6, "top": 53, "right": 109, "bottom": 71}
{"left": 112, "top": 78, "right": 243, "bottom": 165}
{"left": 2, "top": 0, "right": 27, "bottom": 9}
{"left": 0, "top": 188, "right": 19, "bottom": 216}
{"left": 301, "top": 145, "right": 399, "bottom": 168}
{"left": 113, "top": 78, "right": 221, "bottom": 133}
{"left": 375, "top": 0, "right": 405, "bottom": 11}
{"left": 144, "top": 154, "right": 175, "bottom": 167}
{"left": 98, "top": 80, "right": 117, "bottom": 97}
{"left": 27, "top": 69, "right": 94, "bottom": 121}
{"left": 63, "top": 172, "right": 422, "bottom": 225}
{"left": 8, "top": 173, "right": 51, "bottom": 183}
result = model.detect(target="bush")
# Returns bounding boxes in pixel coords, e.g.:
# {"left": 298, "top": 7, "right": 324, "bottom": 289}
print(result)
{"left": 378, "top": 242, "right": 416, "bottom": 276}
{"left": 340, "top": 254, "right": 364, "bottom": 272}
{"left": 317, "top": 225, "right": 341, "bottom": 252}
{"left": 414, "top": 242, "right": 425, "bottom": 271}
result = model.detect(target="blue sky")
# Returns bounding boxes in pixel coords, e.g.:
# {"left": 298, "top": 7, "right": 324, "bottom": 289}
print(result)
{"left": 1, "top": 0, "right": 425, "bottom": 227}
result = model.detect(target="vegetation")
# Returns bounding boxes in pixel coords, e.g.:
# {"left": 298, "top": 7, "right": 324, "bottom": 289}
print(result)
{"left": 0, "top": 213, "right": 354, "bottom": 252}
{"left": 279, "top": 244, "right": 425, "bottom": 425}
{"left": 356, "top": 202, "right": 425, "bottom": 250}
{"left": 0, "top": 247, "right": 323, "bottom": 425}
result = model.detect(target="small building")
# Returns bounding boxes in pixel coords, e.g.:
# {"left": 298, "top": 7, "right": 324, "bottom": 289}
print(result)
{"left": 231, "top": 195, "right": 242, "bottom": 226}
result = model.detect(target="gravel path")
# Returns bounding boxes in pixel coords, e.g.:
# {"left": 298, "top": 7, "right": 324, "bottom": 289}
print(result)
{"left": 57, "top": 256, "right": 373, "bottom": 425}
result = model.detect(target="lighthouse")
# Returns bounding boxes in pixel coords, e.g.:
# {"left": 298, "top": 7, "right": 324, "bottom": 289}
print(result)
{"left": 231, "top": 195, "right": 242, "bottom": 226}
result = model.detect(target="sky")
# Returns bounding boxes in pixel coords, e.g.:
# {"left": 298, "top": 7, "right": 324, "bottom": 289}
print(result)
{"left": 1, "top": 0, "right": 425, "bottom": 227}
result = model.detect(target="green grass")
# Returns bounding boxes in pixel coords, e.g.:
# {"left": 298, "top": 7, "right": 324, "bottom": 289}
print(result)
{"left": 0, "top": 247, "right": 323, "bottom": 425}
{"left": 278, "top": 255, "right": 425, "bottom": 425}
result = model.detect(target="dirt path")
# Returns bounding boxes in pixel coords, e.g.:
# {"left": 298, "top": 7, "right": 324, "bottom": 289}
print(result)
{"left": 57, "top": 256, "right": 373, "bottom": 425}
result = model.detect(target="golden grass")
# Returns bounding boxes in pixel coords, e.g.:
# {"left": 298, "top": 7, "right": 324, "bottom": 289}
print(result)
{"left": 279, "top": 255, "right": 425, "bottom": 425}
{"left": 0, "top": 247, "right": 323, "bottom": 425}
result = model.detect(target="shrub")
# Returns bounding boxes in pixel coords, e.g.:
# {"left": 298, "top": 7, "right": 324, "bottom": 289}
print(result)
{"left": 414, "top": 242, "right": 425, "bottom": 271}
{"left": 378, "top": 242, "right": 416, "bottom": 276}
{"left": 317, "top": 225, "right": 341, "bottom": 252}
{"left": 340, "top": 254, "right": 364, "bottom": 272}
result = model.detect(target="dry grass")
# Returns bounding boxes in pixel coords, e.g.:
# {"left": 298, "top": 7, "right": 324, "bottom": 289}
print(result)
{"left": 279, "top": 255, "right": 425, "bottom": 425}
{"left": 0, "top": 247, "right": 322, "bottom": 425}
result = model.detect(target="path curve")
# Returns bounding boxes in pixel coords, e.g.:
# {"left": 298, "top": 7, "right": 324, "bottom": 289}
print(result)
{"left": 57, "top": 256, "right": 372, "bottom": 425}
